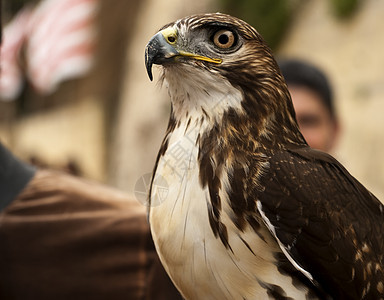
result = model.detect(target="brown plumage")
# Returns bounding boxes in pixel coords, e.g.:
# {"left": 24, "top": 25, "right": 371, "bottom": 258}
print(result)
{"left": 145, "top": 13, "right": 384, "bottom": 299}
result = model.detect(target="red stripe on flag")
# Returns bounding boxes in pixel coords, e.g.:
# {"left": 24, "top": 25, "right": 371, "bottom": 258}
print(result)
{"left": 0, "top": 0, "right": 98, "bottom": 99}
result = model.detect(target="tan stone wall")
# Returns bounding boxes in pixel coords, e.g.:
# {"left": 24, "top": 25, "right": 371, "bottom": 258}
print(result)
{"left": 8, "top": 99, "right": 106, "bottom": 180}
{"left": 278, "top": 0, "right": 384, "bottom": 200}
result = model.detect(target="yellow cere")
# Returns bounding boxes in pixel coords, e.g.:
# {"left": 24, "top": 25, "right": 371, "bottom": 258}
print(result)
{"left": 161, "top": 27, "right": 178, "bottom": 44}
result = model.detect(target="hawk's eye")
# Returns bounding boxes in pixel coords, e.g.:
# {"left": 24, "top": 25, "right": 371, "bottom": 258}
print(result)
{"left": 213, "top": 29, "right": 235, "bottom": 49}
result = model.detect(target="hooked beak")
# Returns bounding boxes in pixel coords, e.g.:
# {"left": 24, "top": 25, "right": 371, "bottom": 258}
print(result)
{"left": 145, "top": 27, "right": 222, "bottom": 81}
{"left": 145, "top": 30, "right": 178, "bottom": 81}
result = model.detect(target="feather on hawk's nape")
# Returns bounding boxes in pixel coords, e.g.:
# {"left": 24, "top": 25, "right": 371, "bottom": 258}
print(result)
{"left": 145, "top": 12, "right": 384, "bottom": 300}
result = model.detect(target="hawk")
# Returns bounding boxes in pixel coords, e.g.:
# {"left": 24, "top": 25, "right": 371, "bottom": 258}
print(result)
{"left": 145, "top": 13, "right": 384, "bottom": 299}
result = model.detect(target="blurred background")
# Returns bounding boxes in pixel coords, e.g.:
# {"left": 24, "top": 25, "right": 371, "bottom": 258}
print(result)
{"left": 1, "top": 0, "right": 383, "bottom": 200}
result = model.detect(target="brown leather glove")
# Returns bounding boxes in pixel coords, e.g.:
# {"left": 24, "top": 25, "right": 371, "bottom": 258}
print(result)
{"left": 0, "top": 170, "right": 181, "bottom": 300}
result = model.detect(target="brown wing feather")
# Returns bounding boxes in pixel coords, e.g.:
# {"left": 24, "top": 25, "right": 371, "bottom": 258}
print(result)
{"left": 256, "top": 146, "right": 384, "bottom": 299}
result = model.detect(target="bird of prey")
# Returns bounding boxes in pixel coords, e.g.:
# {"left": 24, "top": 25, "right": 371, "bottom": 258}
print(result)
{"left": 145, "top": 13, "right": 384, "bottom": 299}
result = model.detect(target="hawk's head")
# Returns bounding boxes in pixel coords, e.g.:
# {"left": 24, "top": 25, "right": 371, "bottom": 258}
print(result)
{"left": 145, "top": 12, "right": 305, "bottom": 148}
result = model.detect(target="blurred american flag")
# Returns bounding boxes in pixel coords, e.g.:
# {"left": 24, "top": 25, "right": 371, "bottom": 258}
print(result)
{"left": 0, "top": 0, "right": 98, "bottom": 101}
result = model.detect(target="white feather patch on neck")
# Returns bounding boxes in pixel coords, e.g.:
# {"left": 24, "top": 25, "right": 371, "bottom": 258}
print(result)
{"left": 162, "top": 63, "right": 243, "bottom": 124}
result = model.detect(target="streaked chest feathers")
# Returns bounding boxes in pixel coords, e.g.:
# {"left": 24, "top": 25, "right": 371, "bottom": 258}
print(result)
{"left": 149, "top": 68, "right": 314, "bottom": 300}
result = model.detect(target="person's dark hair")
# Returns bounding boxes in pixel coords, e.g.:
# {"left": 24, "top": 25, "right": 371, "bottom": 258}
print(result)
{"left": 279, "top": 59, "right": 335, "bottom": 119}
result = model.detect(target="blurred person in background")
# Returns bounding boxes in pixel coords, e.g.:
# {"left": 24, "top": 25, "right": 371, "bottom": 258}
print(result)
{"left": 279, "top": 59, "right": 340, "bottom": 153}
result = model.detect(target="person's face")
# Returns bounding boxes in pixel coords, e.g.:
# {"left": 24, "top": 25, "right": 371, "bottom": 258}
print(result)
{"left": 289, "top": 85, "right": 339, "bottom": 152}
